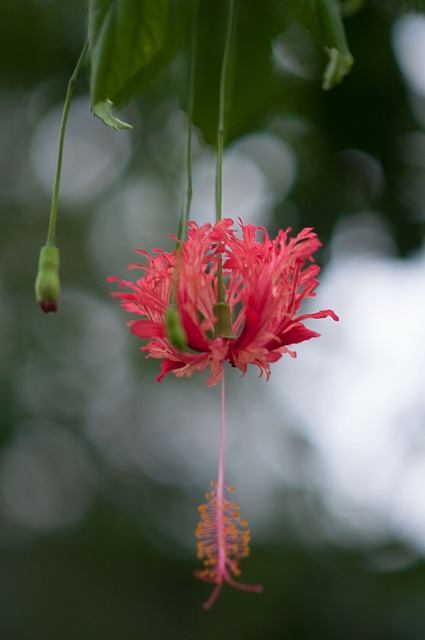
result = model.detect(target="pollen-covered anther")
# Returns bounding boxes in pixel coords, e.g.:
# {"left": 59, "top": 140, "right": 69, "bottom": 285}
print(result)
{"left": 195, "top": 482, "right": 263, "bottom": 609}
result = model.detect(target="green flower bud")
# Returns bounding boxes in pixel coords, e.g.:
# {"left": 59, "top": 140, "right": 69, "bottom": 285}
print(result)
{"left": 165, "top": 305, "right": 188, "bottom": 351}
{"left": 35, "top": 246, "right": 61, "bottom": 313}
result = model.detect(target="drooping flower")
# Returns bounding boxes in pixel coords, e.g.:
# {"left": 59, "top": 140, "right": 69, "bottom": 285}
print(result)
{"left": 108, "top": 218, "right": 338, "bottom": 385}
{"left": 195, "top": 480, "right": 262, "bottom": 610}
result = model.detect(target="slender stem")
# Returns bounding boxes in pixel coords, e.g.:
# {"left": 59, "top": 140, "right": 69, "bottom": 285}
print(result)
{"left": 215, "top": 0, "right": 236, "bottom": 225}
{"left": 215, "top": 0, "right": 236, "bottom": 304}
{"left": 46, "top": 40, "right": 89, "bottom": 246}
{"left": 170, "top": 0, "right": 199, "bottom": 331}
{"left": 166, "top": 1, "right": 198, "bottom": 351}
{"left": 177, "top": 0, "right": 199, "bottom": 245}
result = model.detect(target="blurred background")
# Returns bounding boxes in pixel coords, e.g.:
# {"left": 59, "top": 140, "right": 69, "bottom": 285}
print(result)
{"left": 2, "top": 0, "right": 425, "bottom": 637}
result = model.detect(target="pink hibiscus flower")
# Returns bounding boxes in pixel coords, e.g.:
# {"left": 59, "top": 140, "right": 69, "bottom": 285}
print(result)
{"left": 108, "top": 218, "right": 338, "bottom": 386}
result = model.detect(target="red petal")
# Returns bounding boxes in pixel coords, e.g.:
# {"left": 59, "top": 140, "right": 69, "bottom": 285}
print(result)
{"left": 129, "top": 320, "right": 165, "bottom": 339}
{"left": 156, "top": 359, "right": 185, "bottom": 382}
{"left": 180, "top": 308, "right": 210, "bottom": 352}
{"left": 296, "top": 309, "right": 339, "bottom": 323}
{"left": 279, "top": 324, "right": 321, "bottom": 346}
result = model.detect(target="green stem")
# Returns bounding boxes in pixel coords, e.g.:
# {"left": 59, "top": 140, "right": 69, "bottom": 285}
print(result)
{"left": 46, "top": 40, "right": 89, "bottom": 247}
{"left": 212, "top": 0, "right": 237, "bottom": 339}
{"left": 166, "top": 1, "right": 199, "bottom": 350}
{"left": 177, "top": 0, "right": 199, "bottom": 245}
{"left": 216, "top": 0, "right": 236, "bottom": 307}
{"left": 215, "top": 0, "right": 236, "bottom": 227}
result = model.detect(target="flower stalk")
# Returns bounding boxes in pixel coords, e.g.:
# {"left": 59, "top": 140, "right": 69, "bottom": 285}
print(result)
{"left": 35, "top": 40, "right": 88, "bottom": 312}
{"left": 166, "top": 0, "right": 199, "bottom": 348}
{"left": 177, "top": 0, "right": 198, "bottom": 246}
{"left": 214, "top": 0, "right": 237, "bottom": 336}
{"left": 215, "top": 0, "right": 236, "bottom": 225}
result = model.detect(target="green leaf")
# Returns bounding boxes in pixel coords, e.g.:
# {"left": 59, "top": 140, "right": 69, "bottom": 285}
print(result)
{"left": 287, "top": 0, "right": 354, "bottom": 89}
{"left": 92, "top": 99, "right": 133, "bottom": 129}
{"left": 111, "top": 0, "right": 192, "bottom": 106}
{"left": 89, "top": 0, "right": 168, "bottom": 106}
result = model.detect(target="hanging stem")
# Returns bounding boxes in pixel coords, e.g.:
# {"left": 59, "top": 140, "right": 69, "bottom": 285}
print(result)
{"left": 166, "top": 1, "right": 199, "bottom": 349}
{"left": 213, "top": 0, "right": 236, "bottom": 338}
{"left": 215, "top": 0, "right": 236, "bottom": 226}
{"left": 46, "top": 40, "right": 89, "bottom": 247}
{"left": 177, "top": 0, "right": 199, "bottom": 245}
{"left": 35, "top": 40, "right": 88, "bottom": 313}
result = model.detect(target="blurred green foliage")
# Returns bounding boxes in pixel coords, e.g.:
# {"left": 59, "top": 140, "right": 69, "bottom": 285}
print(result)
{"left": 1, "top": 1, "right": 425, "bottom": 638}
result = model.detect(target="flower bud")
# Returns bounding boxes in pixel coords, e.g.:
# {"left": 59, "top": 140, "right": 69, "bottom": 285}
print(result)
{"left": 165, "top": 305, "right": 188, "bottom": 351}
{"left": 35, "top": 245, "right": 61, "bottom": 313}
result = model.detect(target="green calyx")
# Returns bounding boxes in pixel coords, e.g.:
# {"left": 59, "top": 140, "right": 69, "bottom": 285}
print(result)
{"left": 213, "top": 301, "right": 235, "bottom": 339}
{"left": 35, "top": 246, "right": 61, "bottom": 313}
{"left": 165, "top": 305, "right": 188, "bottom": 351}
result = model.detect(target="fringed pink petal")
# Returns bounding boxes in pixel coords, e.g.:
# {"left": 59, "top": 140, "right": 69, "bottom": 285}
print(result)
{"left": 108, "top": 218, "right": 338, "bottom": 385}
{"left": 156, "top": 359, "right": 185, "bottom": 382}
{"left": 129, "top": 319, "right": 165, "bottom": 339}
